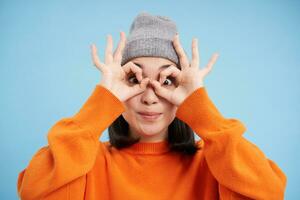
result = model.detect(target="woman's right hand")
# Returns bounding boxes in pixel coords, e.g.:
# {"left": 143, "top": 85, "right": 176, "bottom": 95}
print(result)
{"left": 91, "top": 31, "right": 150, "bottom": 102}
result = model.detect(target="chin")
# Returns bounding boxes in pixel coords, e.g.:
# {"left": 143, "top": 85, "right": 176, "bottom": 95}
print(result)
{"left": 139, "top": 129, "right": 160, "bottom": 136}
{"left": 135, "top": 124, "right": 163, "bottom": 135}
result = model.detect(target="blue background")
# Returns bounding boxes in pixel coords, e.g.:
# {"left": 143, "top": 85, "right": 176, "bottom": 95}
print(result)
{"left": 1, "top": 0, "right": 299, "bottom": 199}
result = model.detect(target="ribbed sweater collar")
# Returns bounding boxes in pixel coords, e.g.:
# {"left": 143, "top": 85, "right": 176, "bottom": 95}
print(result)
{"left": 121, "top": 140, "right": 171, "bottom": 155}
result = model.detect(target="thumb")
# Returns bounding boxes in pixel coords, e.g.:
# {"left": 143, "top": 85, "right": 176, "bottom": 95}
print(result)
{"left": 150, "top": 79, "right": 173, "bottom": 101}
{"left": 130, "top": 78, "right": 150, "bottom": 95}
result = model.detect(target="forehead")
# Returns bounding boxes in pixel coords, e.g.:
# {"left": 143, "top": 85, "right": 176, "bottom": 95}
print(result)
{"left": 130, "top": 57, "right": 177, "bottom": 72}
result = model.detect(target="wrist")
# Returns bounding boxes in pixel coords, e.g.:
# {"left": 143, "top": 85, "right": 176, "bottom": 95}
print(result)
{"left": 97, "top": 83, "right": 124, "bottom": 102}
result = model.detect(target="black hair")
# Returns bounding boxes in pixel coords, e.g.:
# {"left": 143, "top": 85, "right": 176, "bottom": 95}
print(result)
{"left": 107, "top": 115, "right": 201, "bottom": 155}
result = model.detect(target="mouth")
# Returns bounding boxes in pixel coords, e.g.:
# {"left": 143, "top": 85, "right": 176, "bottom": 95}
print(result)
{"left": 138, "top": 112, "right": 162, "bottom": 120}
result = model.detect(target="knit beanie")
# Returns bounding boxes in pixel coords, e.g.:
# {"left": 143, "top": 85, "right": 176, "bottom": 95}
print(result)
{"left": 121, "top": 12, "right": 179, "bottom": 66}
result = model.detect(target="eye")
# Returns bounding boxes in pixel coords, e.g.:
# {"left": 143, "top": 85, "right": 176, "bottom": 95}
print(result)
{"left": 128, "top": 75, "right": 139, "bottom": 84}
{"left": 163, "top": 77, "right": 175, "bottom": 86}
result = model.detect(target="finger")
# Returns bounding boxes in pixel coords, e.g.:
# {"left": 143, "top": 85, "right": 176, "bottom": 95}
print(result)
{"left": 122, "top": 61, "right": 143, "bottom": 83}
{"left": 159, "top": 65, "right": 181, "bottom": 85}
{"left": 173, "top": 34, "right": 190, "bottom": 69}
{"left": 105, "top": 34, "right": 114, "bottom": 64}
{"left": 202, "top": 53, "right": 219, "bottom": 76}
{"left": 191, "top": 38, "right": 199, "bottom": 68}
{"left": 113, "top": 31, "right": 127, "bottom": 65}
{"left": 139, "top": 78, "right": 150, "bottom": 90}
{"left": 150, "top": 79, "right": 173, "bottom": 100}
{"left": 91, "top": 44, "right": 106, "bottom": 72}
{"left": 129, "top": 78, "right": 150, "bottom": 95}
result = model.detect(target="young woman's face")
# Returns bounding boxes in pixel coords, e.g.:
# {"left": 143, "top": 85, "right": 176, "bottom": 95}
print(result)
{"left": 121, "top": 56, "right": 179, "bottom": 142}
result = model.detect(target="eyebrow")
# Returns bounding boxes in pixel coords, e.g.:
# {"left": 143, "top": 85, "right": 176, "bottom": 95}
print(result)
{"left": 132, "top": 62, "right": 172, "bottom": 70}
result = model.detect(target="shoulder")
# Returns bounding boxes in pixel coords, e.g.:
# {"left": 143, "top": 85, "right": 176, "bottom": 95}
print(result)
{"left": 101, "top": 140, "right": 111, "bottom": 146}
{"left": 93, "top": 140, "right": 119, "bottom": 163}
{"left": 99, "top": 140, "right": 112, "bottom": 151}
{"left": 196, "top": 139, "right": 204, "bottom": 149}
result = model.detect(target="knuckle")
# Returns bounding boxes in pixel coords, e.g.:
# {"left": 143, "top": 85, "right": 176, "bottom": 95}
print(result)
{"left": 123, "top": 62, "right": 131, "bottom": 68}
{"left": 170, "top": 65, "right": 177, "bottom": 70}
{"left": 160, "top": 71, "right": 166, "bottom": 76}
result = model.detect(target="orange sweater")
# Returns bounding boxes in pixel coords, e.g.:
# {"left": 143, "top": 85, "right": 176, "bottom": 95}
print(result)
{"left": 17, "top": 85, "right": 287, "bottom": 200}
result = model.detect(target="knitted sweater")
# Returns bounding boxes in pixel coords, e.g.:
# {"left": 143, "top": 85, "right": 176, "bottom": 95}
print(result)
{"left": 17, "top": 85, "right": 287, "bottom": 200}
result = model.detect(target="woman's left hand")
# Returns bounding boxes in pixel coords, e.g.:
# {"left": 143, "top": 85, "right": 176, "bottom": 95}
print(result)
{"left": 150, "top": 34, "right": 220, "bottom": 107}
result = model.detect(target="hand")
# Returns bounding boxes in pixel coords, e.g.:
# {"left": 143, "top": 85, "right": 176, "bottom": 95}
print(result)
{"left": 91, "top": 32, "right": 150, "bottom": 102}
{"left": 149, "top": 34, "right": 219, "bottom": 107}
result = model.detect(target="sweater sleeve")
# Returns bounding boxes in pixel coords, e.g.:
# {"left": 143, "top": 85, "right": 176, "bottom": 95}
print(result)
{"left": 17, "top": 85, "right": 125, "bottom": 200}
{"left": 175, "top": 87, "right": 287, "bottom": 200}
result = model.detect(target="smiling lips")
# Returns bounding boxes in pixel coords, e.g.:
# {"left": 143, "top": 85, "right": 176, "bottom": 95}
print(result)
{"left": 138, "top": 112, "right": 162, "bottom": 120}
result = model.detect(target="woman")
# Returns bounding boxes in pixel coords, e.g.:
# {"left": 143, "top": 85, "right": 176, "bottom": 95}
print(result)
{"left": 17, "top": 12, "right": 287, "bottom": 200}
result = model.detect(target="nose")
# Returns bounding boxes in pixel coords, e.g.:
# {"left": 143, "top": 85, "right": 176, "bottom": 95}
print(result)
{"left": 140, "top": 83, "right": 159, "bottom": 105}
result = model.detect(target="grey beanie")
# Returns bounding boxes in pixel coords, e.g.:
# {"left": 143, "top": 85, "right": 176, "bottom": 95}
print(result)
{"left": 121, "top": 12, "right": 179, "bottom": 66}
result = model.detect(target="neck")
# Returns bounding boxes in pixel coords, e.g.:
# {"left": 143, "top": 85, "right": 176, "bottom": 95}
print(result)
{"left": 121, "top": 140, "right": 170, "bottom": 155}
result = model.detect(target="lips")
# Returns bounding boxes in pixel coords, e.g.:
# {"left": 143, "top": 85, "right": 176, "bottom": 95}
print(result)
{"left": 138, "top": 111, "right": 162, "bottom": 120}
{"left": 138, "top": 112, "right": 162, "bottom": 116}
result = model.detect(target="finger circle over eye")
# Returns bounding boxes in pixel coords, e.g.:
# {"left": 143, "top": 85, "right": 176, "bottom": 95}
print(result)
{"left": 122, "top": 62, "right": 143, "bottom": 82}
{"left": 159, "top": 65, "right": 181, "bottom": 84}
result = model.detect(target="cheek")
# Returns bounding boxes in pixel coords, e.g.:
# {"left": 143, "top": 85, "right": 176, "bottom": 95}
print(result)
{"left": 121, "top": 101, "right": 139, "bottom": 125}
{"left": 161, "top": 104, "right": 177, "bottom": 123}
{"left": 121, "top": 106, "right": 135, "bottom": 122}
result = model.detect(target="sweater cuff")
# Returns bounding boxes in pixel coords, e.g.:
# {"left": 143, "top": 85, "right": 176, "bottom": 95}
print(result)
{"left": 176, "top": 87, "right": 234, "bottom": 132}
{"left": 72, "top": 85, "right": 126, "bottom": 135}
